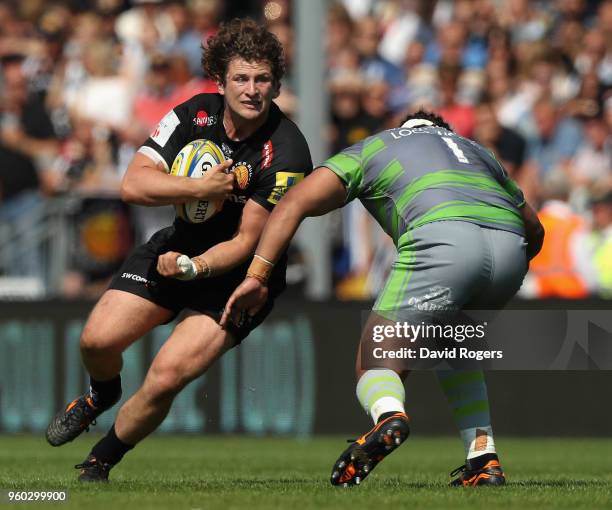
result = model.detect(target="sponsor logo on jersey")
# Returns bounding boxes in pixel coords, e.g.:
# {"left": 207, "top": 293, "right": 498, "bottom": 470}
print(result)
{"left": 227, "top": 194, "right": 248, "bottom": 203}
{"left": 221, "top": 143, "right": 233, "bottom": 157}
{"left": 406, "top": 286, "right": 454, "bottom": 311}
{"left": 390, "top": 126, "right": 448, "bottom": 140}
{"left": 232, "top": 161, "right": 253, "bottom": 190}
{"left": 267, "top": 171, "right": 304, "bottom": 205}
{"left": 261, "top": 140, "right": 274, "bottom": 169}
{"left": 151, "top": 110, "right": 180, "bottom": 147}
{"left": 193, "top": 110, "right": 217, "bottom": 127}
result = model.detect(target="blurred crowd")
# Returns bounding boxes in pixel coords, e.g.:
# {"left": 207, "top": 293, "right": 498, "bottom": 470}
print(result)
{"left": 0, "top": 0, "right": 232, "bottom": 296}
{"left": 327, "top": 0, "right": 612, "bottom": 300}
{"left": 0, "top": 0, "right": 610, "bottom": 300}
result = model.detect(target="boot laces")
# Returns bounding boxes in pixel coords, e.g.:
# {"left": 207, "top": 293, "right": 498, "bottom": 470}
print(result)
{"left": 450, "top": 464, "right": 467, "bottom": 478}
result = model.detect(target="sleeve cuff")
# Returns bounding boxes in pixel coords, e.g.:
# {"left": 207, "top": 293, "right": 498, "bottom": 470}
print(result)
{"left": 322, "top": 162, "right": 354, "bottom": 203}
{"left": 138, "top": 146, "right": 169, "bottom": 172}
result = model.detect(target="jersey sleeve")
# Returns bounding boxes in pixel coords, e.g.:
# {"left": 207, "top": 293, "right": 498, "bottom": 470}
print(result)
{"left": 486, "top": 150, "right": 526, "bottom": 208}
{"left": 321, "top": 141, "right": 365, "bottom": 203}
{"left": 250, "top": 130, "right": 313, "bottom": 212}
{"left": 137, "top": 101, "right": 192, "bottom": 171}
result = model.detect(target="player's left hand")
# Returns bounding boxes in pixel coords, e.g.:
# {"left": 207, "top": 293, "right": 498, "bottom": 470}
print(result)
{"left": 157, "top": 251, "right": 188, "bottom": 279}
{"left": 220, "top": 277, "right": 268, "bottom": 328}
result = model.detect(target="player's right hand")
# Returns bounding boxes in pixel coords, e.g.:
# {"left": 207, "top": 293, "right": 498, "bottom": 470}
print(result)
{"left": 220, "top": 277, "right": 268, "bottom": 328}
{"left": 194, "top": 159, "right": 235, "bottom": 200}
{"left": 157, "top": 251, "right": 190, "bottom": 279}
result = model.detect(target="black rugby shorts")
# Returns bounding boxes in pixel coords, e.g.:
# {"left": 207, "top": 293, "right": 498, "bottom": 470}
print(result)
{"left": 108, "top": 226, "right": 284, "bottom": 344}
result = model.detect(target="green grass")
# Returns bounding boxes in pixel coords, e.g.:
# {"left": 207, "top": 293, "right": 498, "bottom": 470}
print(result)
{"left": 0, "top": 435, "right": 611, "bottom": 509}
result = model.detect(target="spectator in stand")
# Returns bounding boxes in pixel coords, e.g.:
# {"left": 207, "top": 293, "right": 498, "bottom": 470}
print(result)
{"left": 354, "top": 16, "right": 404, "bottom": 88}
{"left": 488, "top": 53, "right": 538, "bottom": 130}
{"left": 330, "top": 71, "right": 381, "bottom": 154}
{"left": 170, "top": 53, "right": 216, "bottom": 103}
{"left": 378, "top": 0, "right": 430, "bottom": 67}
{"left": 0, "top": 64, "right": 39, "bottom": 213}
{"left": 362, "top": 80, "right": 391, "bottom": 128}
{"left": 523, "top": 98, "right": 583, "bottom": 185}
{"left": 190, "top": 0, "right": 222, "bottom": 43}
{"left": 554, "top": 0, "right": 589, "bottom": 23}
{"left": 589, "top": 187, "right": 612, "bottom": 297}
{"left": 0, "top": 56, "right": 59, "bottom": 196}
{"left": 474, "top": 100, "right": 528, "bottom": 180}
{"left": 457, "top": 0, "right": 497, "bottom": 65}
{"left": 523, "top": 171, "right": 595, "bottom": 299}
{"left": 425, "top": 21, "right": 468, "bottom": 68}
{"left": 574, "top": 27, "right": 612, "bottom": 87}
{"left": 68, "top": 39, "right": 133, "bottom": 132}
{"left": 327, "top": 3, "right": 354, "bottom": 72}
{"left": 426, "top": 15, "right": 489, "bottom": 70}
{"left": 114, "top": 0, "right": 176, "bottom": 50}
{"left": 568, "top": 113, "right": 612, "bottom": 192}
{"left": 477, "top": 94, "right": 532, "bottom": 199}
{"left": 403, "top": 38, "right": 427, "bottom": 78}
{"left": 329, "top": 71, "right": 393, "bottom": 300}
{"left": 163, "top": 1, "right": 207, "bottom": 77}
{"left": 564, "top": 70, "right": 604, "bottom": 119}
{"left": 0, "top": 55, "right": 58, "bottom": 277}
{"left": 553, "top": 18, "right": 584, "bottom": 76}
{"left": 132, "top": 53, "right": 176, "bottom": 137}
{"left": 396, "top": 39, "right": 430, "bottom": 111}
{"left": 605, "top": 94, "right": 612, "bottom": 135}
{"left": 499, "top": 0, "right": 550, "bottom": 46}
{"left": 436, "top": 64, "right": 476, "bottom": 137}
{"left": 599, "top": 0, "right": 612, "bottom": 41}
{"left": 267, "top": 21, "right": 297, "bottom": 116}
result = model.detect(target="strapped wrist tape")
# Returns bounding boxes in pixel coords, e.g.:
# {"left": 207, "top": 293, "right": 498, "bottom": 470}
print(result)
{"left": 246, "top": 254, "right": 274, "bottom": 284}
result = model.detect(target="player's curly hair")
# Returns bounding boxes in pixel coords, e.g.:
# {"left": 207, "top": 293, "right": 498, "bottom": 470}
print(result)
{"left": 202, "top": 18, "right": 285, "bottom": 86}
{"left": 400, "top": 109, "right": 453, "bottom": 131}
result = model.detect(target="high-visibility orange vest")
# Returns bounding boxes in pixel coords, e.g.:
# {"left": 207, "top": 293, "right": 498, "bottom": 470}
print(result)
{"left": 529, "top": 202, "right": 589, "bottom": 298}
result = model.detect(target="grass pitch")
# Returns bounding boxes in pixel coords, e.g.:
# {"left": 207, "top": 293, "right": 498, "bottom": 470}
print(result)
{"left": 0, "top": 435, "right": 611, "bottom": 509}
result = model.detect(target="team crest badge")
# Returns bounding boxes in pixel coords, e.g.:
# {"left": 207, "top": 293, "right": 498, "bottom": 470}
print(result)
{"left": 232, "top": 162, "right": 253, "bottom": 190}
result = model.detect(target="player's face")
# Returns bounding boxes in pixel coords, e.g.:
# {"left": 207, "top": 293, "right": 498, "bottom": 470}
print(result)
{"left": 219, "top": 58, "right": 279, "bottom": 121}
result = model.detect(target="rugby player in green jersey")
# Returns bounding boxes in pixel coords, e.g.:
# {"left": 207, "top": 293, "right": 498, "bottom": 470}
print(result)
{"left": 221, "top": 111, "right": 544, "bottom": 487}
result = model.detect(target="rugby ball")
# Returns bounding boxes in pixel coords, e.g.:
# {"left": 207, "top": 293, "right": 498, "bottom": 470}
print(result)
{"left": 169, "top": 139, "right": 225, "bottom": 223}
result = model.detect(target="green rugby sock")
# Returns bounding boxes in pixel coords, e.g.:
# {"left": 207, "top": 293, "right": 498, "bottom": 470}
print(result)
{"left": 356, "top": 369, "right": 405, "bottom": 424}
{"left": 436, "top": 369, "right": 496, "bottom": 458}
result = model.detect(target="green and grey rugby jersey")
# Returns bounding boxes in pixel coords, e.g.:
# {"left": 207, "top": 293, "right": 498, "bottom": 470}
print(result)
{"left": 322, "top": 125, "right": 526, "bottom": 246}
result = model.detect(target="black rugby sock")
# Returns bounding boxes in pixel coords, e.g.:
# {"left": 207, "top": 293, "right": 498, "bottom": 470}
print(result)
{"left": 89, "top": 375, "right": 122, "bottom": 408}
{"left": 91, "top": 424, "right": 134, "bottom": 466}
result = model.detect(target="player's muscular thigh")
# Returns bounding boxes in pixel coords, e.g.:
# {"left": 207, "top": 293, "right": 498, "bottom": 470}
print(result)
{"left": 80, "top": 290, "right": 174, "bottom": 355}
{"left": 143, "top": 312, "right": 234, "bottom": 400}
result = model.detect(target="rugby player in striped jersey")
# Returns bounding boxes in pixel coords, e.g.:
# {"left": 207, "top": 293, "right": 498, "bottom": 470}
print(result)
{"left": 222, "top": 111, "right": 544, "bottom": 487}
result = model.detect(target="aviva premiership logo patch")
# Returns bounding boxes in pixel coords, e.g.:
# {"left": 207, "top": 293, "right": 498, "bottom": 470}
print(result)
{"left": 267, "top": 172, "right": 304, "bottom": 205}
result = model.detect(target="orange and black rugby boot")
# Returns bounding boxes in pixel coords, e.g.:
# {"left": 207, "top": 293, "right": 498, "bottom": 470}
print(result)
{"left": 75, "top": 454, "right": 113, "bottom": 482}
{"left": 450, "top": 453, "right": 506, "bottom": 486}
{"left": 46, "top": 392, "right": 119, "bottom": 446}
{"left": 330, "top": 411, "right": 410, "bottom": 486}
